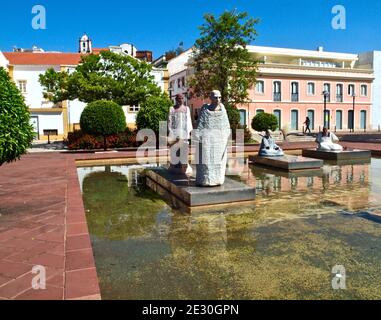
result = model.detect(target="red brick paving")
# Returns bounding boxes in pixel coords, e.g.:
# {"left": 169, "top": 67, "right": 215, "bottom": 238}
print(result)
{"left": 0, "top": 141, "right": 379, "bottom": 300}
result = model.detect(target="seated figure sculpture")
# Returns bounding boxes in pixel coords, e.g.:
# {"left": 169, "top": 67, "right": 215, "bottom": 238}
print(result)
{"left": 259, "top": 129, "right": 284, "bottom": 157}
{"left": 168, "top": 94, "right": 193, "bottom": 175}
{"left": 195, "top": 90, "right": 231, "bottom": 187}
{"left": 316, "top": 127, "right": 343, "bottom": 152}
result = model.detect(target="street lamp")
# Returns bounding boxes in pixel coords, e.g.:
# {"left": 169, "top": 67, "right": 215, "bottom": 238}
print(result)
{"left": 322, "top": 90, "right": 330, "bottom": 129}
{"left": 351, "top": 93, "right": 356, "bottom": 133}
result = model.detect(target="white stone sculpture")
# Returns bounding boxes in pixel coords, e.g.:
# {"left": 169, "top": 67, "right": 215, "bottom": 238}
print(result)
{"left": 316, "top": 128, "right": 343, "bottom": 152}
{"left": 195, "top": 90, "right": 231, "bottom": 187}
{"left": 168, "top": 94, "right": 193, "bottom": 175}
{"left": 259, "top": 130, "right": 284, "bottom": 157}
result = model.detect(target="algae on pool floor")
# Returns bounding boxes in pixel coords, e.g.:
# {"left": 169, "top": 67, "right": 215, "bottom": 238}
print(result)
{"left": 78, "top": 158, "right": 381, "bottom": 300}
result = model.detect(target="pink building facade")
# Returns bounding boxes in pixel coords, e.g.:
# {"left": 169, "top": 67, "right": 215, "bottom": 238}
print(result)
{"left": 169, "top": 46, "right": 374, "bottom": 133}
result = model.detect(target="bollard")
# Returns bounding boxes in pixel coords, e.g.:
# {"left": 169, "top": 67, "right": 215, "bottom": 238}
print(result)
{"left": 334, "top": 126, "right": 337, "bottom": 133}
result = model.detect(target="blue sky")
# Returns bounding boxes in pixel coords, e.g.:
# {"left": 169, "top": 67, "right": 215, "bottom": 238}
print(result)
{"left": 1, "top": 0, "right": 380, "bottom": 58}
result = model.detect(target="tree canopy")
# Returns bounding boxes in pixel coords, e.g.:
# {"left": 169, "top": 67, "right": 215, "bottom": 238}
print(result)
{"left": 136, "top": 94, "right": 172, "bottom": 135}
{"left": 0, "top": 67, "right": 34, "bottom": 166}
{"left": 189, "top": 10, "right": 259, "bottom": 105}
{"left": 39, "top": 51, "right": 162, "bottom": 106}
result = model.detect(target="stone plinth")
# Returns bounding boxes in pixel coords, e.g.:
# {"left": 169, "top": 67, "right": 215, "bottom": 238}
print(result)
{"left": 146, "top": 168, "right": 256, "bottom": 208}
{"left": 249, "top": 155, "right": 323, "bottom": 171}
{"left": 302, "top": 149, "right": 371, "bottom": 160}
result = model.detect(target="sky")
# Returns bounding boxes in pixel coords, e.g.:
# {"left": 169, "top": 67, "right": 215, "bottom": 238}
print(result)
{"left": 0, "top": 0, "right": 380, "bottom": 58}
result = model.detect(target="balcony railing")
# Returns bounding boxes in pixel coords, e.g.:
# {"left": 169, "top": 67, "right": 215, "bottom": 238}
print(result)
{"left": 273, "top": 92, "right": 282, "bottom": 102}
{"left": 336, "top": 94, "right": 343, "bottom": 102}
{"left": 291, "top": 93, "right": 299, "bottom": 102}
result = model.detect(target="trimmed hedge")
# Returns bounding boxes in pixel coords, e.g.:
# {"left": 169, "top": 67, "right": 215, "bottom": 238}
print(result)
{"left": 80, "top": 100, "right": 126, "bottom": 150}
{"left": 251, "top": 112, "right": 278, "bottom": 132}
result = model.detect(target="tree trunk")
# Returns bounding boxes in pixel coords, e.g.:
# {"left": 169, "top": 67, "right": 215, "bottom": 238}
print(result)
{"left": 103, "top": 135, "right": 107, "bottom": 151}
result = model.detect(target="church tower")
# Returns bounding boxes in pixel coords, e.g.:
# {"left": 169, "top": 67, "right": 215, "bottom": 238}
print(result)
{"left": 79, "top": 34, "right": 92, "bottom": 54}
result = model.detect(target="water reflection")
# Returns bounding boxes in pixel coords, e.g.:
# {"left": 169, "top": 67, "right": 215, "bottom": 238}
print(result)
{"left": 78, "top": 158, "right": 381, "bottom": 300}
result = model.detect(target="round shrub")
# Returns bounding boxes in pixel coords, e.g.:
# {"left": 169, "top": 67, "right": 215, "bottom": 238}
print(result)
{"left": 0, "top": 67, "right": 34, "bottom": 166}
{"left": 136, "top": 94, "right": 172, "bottom": 134}
{"left": 80, "top": 100, "right": 126, "bottom": 150}
{"left": 251, "top": 112, "right": 278, "bottom": 132}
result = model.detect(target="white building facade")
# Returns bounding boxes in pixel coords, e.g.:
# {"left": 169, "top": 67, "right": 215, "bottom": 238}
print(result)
{"left": 358, "top": 51, "right": 381, "bottom": 130}
{"left": 2, "top": 35, "right": 169, "bottom": 139}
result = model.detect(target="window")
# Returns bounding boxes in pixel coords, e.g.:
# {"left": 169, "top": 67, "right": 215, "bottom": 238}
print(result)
{"left": 256, "top": 109, "right": 265, "bottom": 115}
{"left": 323, "top": 83, "right": 331, "bottom": 102}
{"left": 291, "top": 82, "right": 299, "bottom": 101}
{"left": 307, "top": 82, "right": 315, "bottom": 95}
{"left": 361, "top": 85, "right": 368, "bottom": 96}
{"left": 273, "top": 81, "right": 281, "bottom": 101}
{"left": 239, "top": 110, "right": 247, "bottom": 127}
{"left": 348, "top": 110, "right": 354, "bottom": 131}
{"left": 177, "top": 79, "right": 181, "bottom": 88}
{"left": 291, "top": 110, "right": 299, "bottom": 131}
{"left": 348, "top": 84, "right": 355, "bottom": 96}
{"left": 336, "top": 110, "right": 343, "bottom": 130}
{"left": 181, "top": 77, "right": 185, "bottom": 87}
{"left": 336, "top": 84, "right": 343, "bottom": 102}
{"left": 17, "top": 80, "right": 27, "bottom": 93}
{"left": 307, "top": 110, "right": 315, "bottom": 130}
{"left": 129, "top": 105, "right": 140, "bottom": 112}
{"left": 360, "top": 110, "right": 367, "bottom": 129}
{"left": 274, "top": 110, "right": 281, "bottom": 130}
{"left": 255, "top": 81, "right": 264, "bottom": 94}
{"left": 169, "top": 81, "right": 174, "bottom": 89}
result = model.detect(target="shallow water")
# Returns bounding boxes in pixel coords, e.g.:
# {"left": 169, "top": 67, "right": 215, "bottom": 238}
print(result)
{"left": 78, "top": 158, "right": 381, "bottom": 300}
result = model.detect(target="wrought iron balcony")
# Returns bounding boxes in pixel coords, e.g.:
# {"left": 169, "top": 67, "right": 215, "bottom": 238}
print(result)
{"left": 336, "top": 94, "right": 343, "bottom": 102}
{"left": 291, "top": 93, "right": 299, "bottom": 102}
{"left": 273, "top": 92, "right": 282, "bottom": 102}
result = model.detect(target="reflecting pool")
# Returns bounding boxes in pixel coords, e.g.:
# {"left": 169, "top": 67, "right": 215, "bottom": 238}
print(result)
{"left": 78, "top": 158, "right": 381, "bottom": 300}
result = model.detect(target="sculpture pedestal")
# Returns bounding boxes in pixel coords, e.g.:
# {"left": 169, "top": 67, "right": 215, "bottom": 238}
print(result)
{"left": 146, "top": 168, "right": 256, "bottom": 210}
{"left": 302, "top": 149, "right": 371, "bottom": 161}
{"left": 249, "top": 155, "right": 323, "bottom": 171}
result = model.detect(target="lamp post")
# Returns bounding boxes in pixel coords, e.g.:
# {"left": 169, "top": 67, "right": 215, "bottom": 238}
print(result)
{"left": 352, "top": 93, "right": 356, "bottom": 133}
{"left": 322, "top": 90, "right": 330, "bottom": 129}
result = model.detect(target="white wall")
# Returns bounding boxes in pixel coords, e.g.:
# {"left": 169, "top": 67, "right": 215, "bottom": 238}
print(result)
{"left": 31, "top": 111, "right": 64, "bottom": 135}
{"left": 13, "top": 65, "right": 59, "bottom": 108}
{"left": 68, "top": 99, "right": 86, "bottom": 126}
{"left": 359, "top": 51, "right": 381, "bottom": 130}
{"left": 0, "top": 51, "right": 8, "bottom": 69}
{"left": 151, "top": 68, "right": 166, "bottom": 92}
{"left": 372, "top": 52, "right": 381, "bottom": 130}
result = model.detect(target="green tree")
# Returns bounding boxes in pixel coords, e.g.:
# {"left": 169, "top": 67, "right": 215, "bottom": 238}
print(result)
{"left": 0, "top": 67, "right": 34, "bottom": 166}
{"left": 39, "top": 51, "right": 161, "bottom": 106}
{"left": 80, "top": 100, "right": 126, "bottom": 150}
{"left": 189, "top": 10, "right": 259, "bottom": 105}
{"left": 136, "top": 94, "right": 172, "bottom": 135}
{"left": 251, "top": 113, "right": 278, "bottom": 132}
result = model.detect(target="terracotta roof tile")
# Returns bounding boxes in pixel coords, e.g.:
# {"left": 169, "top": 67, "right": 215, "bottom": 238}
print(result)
{"left": 3, "top": 52, "right": 82, "bottom": 66}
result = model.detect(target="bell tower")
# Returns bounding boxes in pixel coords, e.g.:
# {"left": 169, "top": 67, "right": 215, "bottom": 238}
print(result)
{"left": 79, "top": 34, "right": 92, "bottom": 54}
